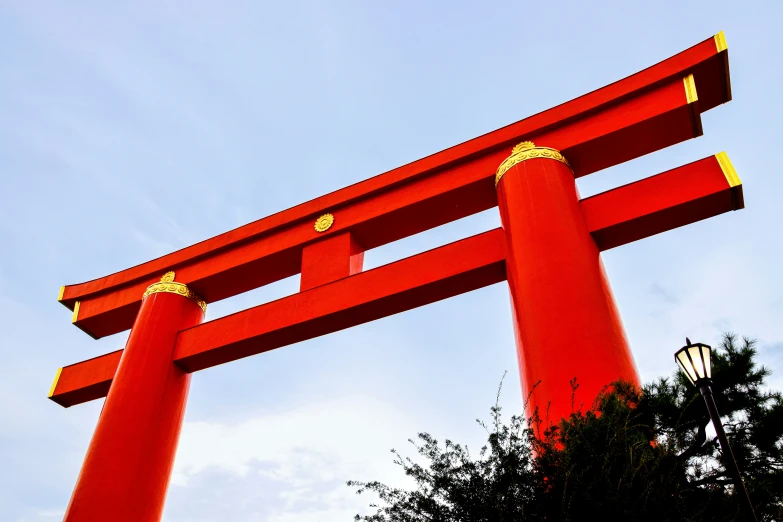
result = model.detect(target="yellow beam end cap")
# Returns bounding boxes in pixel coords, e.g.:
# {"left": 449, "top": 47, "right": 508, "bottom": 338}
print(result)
{"left": 714, "top": 31, "right": 728, "bottom": 53}
{"left": 48, "top": 367, "right": 63, "bottom": 398}
{"left": 716, "top": 151, "right": 741, "bottom": 187}
{"left": 683, "top": 74, "right": 698, "bottom": 104}
{"left": 71, "top": 301, "right": 80, "bottom": 324}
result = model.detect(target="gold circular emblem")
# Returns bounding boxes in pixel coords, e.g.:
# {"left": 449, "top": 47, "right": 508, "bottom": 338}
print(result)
{"left": 314, "top": 213, "right": 334, "bottom": 233}
{"left": 161, "top": 271, "right": 176, "bottom": 283}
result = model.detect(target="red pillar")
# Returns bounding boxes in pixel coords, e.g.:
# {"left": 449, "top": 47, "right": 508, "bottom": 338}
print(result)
{"left": 495, "top": 142, "right": 640, "bottom": 424}
{"left": 64, "top": 272, "right": 205, "bottom": 522}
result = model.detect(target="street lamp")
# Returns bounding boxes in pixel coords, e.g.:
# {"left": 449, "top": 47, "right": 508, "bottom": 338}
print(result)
{"left": 674, "top": 338, "right": 758, "bottom": 522}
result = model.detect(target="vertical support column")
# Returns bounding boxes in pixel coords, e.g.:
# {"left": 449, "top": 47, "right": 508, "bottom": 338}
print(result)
{"left": 495, "top": 142, "right": 640, "bottom": 424}
{"left": 63, "top": 272, "right": 206, "bottom": 522}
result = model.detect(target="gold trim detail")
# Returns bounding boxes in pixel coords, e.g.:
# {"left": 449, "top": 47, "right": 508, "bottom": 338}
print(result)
{"left": 71, "top": 301, "right": 80, "bottom": 324}
{"left": 142, "top": 272, "right": 207, "bottom": 313}
{"left": 714, "top": 31, "right": 727, "bottom": 53}
{"left": 495, "top": 141, "right": 571, "bottom": 187}
{"left": 314, "top": 213, "right": 334, "bottom": 233}
{"left": 683, "top": 74, "right": 698, "bottom": 104}
{"left": 48, "top": 367, "right": 63, "bottom": 397}
{"left": 58, "top": 286, "right": 65, "bottom": 302}
{"left": 715, "top": 151, "right": 741, "bottom": 187}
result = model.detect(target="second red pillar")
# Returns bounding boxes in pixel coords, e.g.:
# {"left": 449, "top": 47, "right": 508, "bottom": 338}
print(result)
{"left": 495, "top": 142, "right": 640, "bottom": 424}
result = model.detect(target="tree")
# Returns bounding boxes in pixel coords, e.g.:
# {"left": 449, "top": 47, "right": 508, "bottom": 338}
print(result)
{"left": 349, "top": 334, "right": 783, "bottom": 521}
{"left": 348, "top": 377, "right": 538, "bottom": 522}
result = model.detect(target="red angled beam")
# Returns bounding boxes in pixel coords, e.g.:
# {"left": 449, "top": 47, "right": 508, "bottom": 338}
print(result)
{"left": 173, "top": 228, "right": 507, "bottom": 372}
{"left": 50, "top": 229, "right": 506, "bottom": 405}
{"left": 49, "top": 151, "right": 743, "bottom": 407}
{"left": 60, "top": 34, "right": 730, "bottom": 340}
{"left": 583, "top": 152, "right": 743, "bottom": 250}
{"left": 48, "top": 350, "right": 122, "bottom": 407}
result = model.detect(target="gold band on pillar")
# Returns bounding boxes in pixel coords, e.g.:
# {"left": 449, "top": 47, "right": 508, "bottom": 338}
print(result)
{"left": 142, "top": 271, "right": 207, "bottom": 313}
{"left": 494, "top": 141, "right": 572, "bottom": 187}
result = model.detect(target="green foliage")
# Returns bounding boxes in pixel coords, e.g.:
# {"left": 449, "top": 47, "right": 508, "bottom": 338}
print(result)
{"left": 347, "top": 381, "right": 538, "bottom": 521}
{"left": 532, "top": 381, "right": 696, "bottom": 521}
{"left": 640, "top": 334, "right": 783, "bottom": 520}
{"left": 349, "top": 334, "right": 783, "bottom": 521}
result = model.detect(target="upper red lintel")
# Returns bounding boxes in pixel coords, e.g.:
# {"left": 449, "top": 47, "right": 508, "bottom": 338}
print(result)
{"left": 60, "top": 33, "right": 729, "bottom": 307}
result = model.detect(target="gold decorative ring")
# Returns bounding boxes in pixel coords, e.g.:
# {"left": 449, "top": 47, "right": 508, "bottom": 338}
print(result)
{"left": 494, "top": 141, "right": 572, "bottom": 187}
{"left": 142, "top": 271, "right": 207, "bottom": 313}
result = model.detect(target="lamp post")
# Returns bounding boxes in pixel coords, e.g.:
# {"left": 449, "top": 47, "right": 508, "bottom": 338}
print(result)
{"left": 674, "top": 338, "right": 758, "bottom": 522}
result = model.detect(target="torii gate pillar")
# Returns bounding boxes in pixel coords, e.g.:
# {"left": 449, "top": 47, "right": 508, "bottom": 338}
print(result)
{"left": 63, "top": 273, "right": 205, "bottom": 522}
{"left": 496, "top": 144, "right": 639, "bottom": 422}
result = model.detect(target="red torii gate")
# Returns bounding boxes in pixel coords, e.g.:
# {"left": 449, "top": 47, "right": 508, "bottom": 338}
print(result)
{"left": 50, "top": 33, "right": 741, "bottom": 521}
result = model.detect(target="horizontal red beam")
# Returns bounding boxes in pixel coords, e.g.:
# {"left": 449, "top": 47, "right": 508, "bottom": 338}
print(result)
{"left": 63, "top": 33, "right": 730, "bottom": 339}
{"left": 62, "top": 34, "right": 727, "bottom": 302}
{"left": 174, "top": 228, "right": 507, "bottom": 371}
{"left": 582, "top": 152, "right": 743, "bottom": 250}
{"left": 49, "top": 151, "right": 744, "bottom": 407}
{"left": 48, "top": 350, "right": 122, "bottom": 408}
{"left": 50, "top": 229, "right": 507, "bottom": 405}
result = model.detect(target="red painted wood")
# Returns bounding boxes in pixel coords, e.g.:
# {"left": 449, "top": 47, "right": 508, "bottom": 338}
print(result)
{"left": 497, "top": 157, "right": 640, "bottom": 424}
{"left": 533, "top": 78, "right": 701, "bottom": 177}
{"left": 63, "top": 292, "right": 204, "bottom": 522}
{"left": 52, "top": 34, "right": 741, "bottom": 522}
{"left": 50, "top": 231, "right": 505, "bottom": 405}
{"left": 300, "top": 232, "right": 364, "bottom": 291}
{"left": 67, "top": 73, "right": 705, "bottom": 339}
{"left": 61, "top": 35, "right": 729, "bottom": 317}
{"left": 583, "top": 154, "right": 743, "bottom": 250}
{"left": 48, "top": 350, "right": 122, "bottom": 407}
{"left": 49, "top": 153, "right": 744, "bottom": 407}
{"left": 174, "top": 229, "right": 506, "bottom": 372}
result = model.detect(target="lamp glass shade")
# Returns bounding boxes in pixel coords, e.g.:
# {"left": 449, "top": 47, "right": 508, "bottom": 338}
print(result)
{"left": 675, "top": 342, "right": 712, "bottom": 385}
{"left": 689, "top": 346, "right": 706, "bottom": 379}
{"left": 677, "top": 351, "right": 698, "bottom": 383}
{"left": 701, "top": 347, "right": 711, "bottom": 380}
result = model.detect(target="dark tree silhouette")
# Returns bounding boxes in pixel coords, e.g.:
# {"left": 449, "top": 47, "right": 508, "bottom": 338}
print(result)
{"left": 349, "top": 334, "right": 783, "bottom": 521}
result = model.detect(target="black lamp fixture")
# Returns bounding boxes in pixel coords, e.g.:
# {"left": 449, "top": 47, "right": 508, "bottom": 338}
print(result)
{"left": 674, "top": 337, "right": 712, "bottom": 385}
{"left": 674, "top": 338, "right": 757, "bottom": 521}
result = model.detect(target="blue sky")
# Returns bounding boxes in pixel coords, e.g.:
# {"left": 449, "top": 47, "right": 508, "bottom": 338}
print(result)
{"left": 1, "top": 1, "right": 781, "bottom": 520}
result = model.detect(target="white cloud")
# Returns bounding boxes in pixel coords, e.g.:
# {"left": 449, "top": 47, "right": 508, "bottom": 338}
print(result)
{"left": 168, "top": 394, "right": 422, "bottom": 520}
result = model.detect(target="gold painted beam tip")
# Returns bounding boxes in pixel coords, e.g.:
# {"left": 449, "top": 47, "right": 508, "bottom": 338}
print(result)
{"left": 716, "top": 151, "right": 741, "bottom": 187}
{"left": 683, "top": 74, "right": 698, "bottom": 104}
{"left": 58, "top": 286, "right": 65, "bottom": 302}
{"left": 48, "top": 368, "right": 63, "bottom": 398}
{"left": 71, "top": 301, "right": 80, "bottom": 324}
{"left": 714, "top": 31, "right": 728, "bottom": 53}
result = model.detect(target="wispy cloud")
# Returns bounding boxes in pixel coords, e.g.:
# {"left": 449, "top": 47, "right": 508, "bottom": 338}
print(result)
{"left": 168, "top": 394, "right": 420, "bottom": 520}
